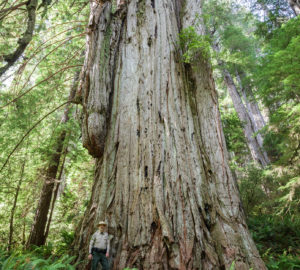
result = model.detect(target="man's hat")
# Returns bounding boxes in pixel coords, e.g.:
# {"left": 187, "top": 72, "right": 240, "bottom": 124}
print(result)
{"left": 97, "top": 221, "right": 107, "bottom": 226}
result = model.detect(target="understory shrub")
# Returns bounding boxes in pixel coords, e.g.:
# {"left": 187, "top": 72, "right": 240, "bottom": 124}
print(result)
{"left": 0, "top": 247, "right": 77, "bottom": 270}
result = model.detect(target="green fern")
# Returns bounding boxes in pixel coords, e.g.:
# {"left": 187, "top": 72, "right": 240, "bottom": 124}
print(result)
{"left": 0, "top": 250, "right": 76, "bottom": 270}
{"left": 179, "top": 26, "right": 211, "bottom": 63}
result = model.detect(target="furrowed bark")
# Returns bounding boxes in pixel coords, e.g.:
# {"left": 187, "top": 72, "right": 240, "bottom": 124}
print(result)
{"left": 76, "top": 0, "right": 118, "bottom": 158}
{"left": 73, "top": 1, "right": 266, "bottom": 269}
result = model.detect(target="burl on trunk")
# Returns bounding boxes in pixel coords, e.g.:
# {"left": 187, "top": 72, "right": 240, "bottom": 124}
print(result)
{"left": 73, "top": 1, "right": 266, "bottom": 269}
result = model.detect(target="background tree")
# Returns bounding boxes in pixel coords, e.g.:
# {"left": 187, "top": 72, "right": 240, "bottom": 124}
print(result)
{"left": 0, "top": 0, "right": 91, "bottom": 252}
{"left": 203, "top": 0, "right": 270, "bottom": 167}
{"left": 26, "top": 72, "right": 79, "bottom": 248}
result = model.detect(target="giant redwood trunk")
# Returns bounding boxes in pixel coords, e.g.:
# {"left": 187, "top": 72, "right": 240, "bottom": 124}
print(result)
{"left": 73, "top": 1, "right": 266, "bottom": 269}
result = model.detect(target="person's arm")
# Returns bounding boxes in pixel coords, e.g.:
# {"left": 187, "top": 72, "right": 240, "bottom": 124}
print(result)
{"left": 106, "top": 234, "right": 110, "bottom": 257}
{"left": 89, "top": 233, "right": 96, "bottom": 254}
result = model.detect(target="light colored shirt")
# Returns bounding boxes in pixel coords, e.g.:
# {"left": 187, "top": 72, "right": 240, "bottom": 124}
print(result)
{"left": 89, "top": 231, "right": 110, "bottom": 254}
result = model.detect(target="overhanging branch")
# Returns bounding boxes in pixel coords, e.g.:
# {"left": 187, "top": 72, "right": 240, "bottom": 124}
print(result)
{"left": 0, "top": 101, "right": 71, "bottom": 174}
{"left": 0, "top": 0, "right": 38, "bottom": 78}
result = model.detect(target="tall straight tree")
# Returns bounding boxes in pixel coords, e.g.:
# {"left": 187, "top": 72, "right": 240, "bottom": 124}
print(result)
{"left": 235, "top": 71, "right": 269, "bottom": 161}
{"left": 217, "top": 62, "right": 269, "bottom": 167}
{"left": 212, "top": 42, "right": 269, "bottom": 167}
{"left": 27, "top": 73, "right": 79, "bottom": 247}
{"left": 202, "top": 0, "right": 270, "bottom": 167}
{"left": 73, "top": 1, "right": 265, "bottom": 269}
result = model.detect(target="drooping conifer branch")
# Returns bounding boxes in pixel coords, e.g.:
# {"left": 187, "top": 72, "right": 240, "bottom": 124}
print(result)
{"left": 0, "top": 0, "right": 38, "bottom": 77}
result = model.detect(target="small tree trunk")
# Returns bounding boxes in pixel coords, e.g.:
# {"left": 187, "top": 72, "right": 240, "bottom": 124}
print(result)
{"left": 26, "top": 73, "right": 79, "bottom": 247}
{"left": 44, "top": 149, "right": 67, "bottom": 241}
{"left": 22, "top": 218, "right": 26, "bottom": 246}
{"left": 72, "top": 1, "right": 266, "bottom": 269}
{"left": 288, "top": 0, "right": 300, "bottom": 16}
{"left": 26, "top": 135, "right": 66, "bottom": 247}
{"left": 8, "top": 159, "right": 26, "bottom": 251}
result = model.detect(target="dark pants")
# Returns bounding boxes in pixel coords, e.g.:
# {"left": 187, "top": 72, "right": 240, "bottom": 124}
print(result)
{"left": 91, "top": 251, "right": 109, "bottom": 270}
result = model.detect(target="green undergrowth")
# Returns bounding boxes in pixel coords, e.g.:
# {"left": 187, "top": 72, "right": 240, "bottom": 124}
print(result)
{"left": 248, "top": 215, "right": 300, "bottom": 269}
{"left": 179, "top": 26, "right": 211, "bottom": 63}
{"left": 239, "top": 166, "right": 300, "bottom": 269}
{"left": 0, "top": 246, "right": 77, "bottom": 270}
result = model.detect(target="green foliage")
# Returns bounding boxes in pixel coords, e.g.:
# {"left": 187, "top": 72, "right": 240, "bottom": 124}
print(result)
{"left": 240, "top": 165, "right": 300, "bottom": 269}
{"left": 239, "top": 166, "right": 300, "bottom": 217}
{"left": 220, "top": 108, "right": 249, "bottom": 166}
{"left": 248, "top": 215, "right": 300, "bottom": 269}
{"left": 249, "top": 215, "right": 300, "bottom": 255}
{"left": 179, "top": 26, "right": 211, "bottom": 63}
{"left": 0, "top": 0, "right": 92, "bottom": 251}
{"left": 256, "top": 16, "right": 300, "bottom": 107}
{"left": 239, "top": 166, "right": 271, "bottom": 215}
{"left": 253, "top": 0, "right": 294, "bottom": 39}
{"left": 54, "top": 231, "right": 75, "bottom": 255}
{"left": 266, "top": 252, "right": 300, "bottom": 270}
{"left": 263, "top": 104, "right": 300, "bottom": 164}
{"left": 203, "top": 0, "right": 259, "bottom": 74}
{"left": 0, "top": 247, "right": 77, "bottom": 270}
{"left": 229, "top": 260, "right": 235, "bottom": 270}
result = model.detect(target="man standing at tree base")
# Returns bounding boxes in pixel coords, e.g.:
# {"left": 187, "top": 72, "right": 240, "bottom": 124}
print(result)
{"left": 88, "top": 221, "right": 110, "bottom": 270}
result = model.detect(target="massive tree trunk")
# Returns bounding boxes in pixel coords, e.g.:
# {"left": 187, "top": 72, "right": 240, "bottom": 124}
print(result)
{"left": 26, "top": 74, "right": 78, "bottom": 247}
{"left": 73, "top": 1, "right": 265, "bottom": 269}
